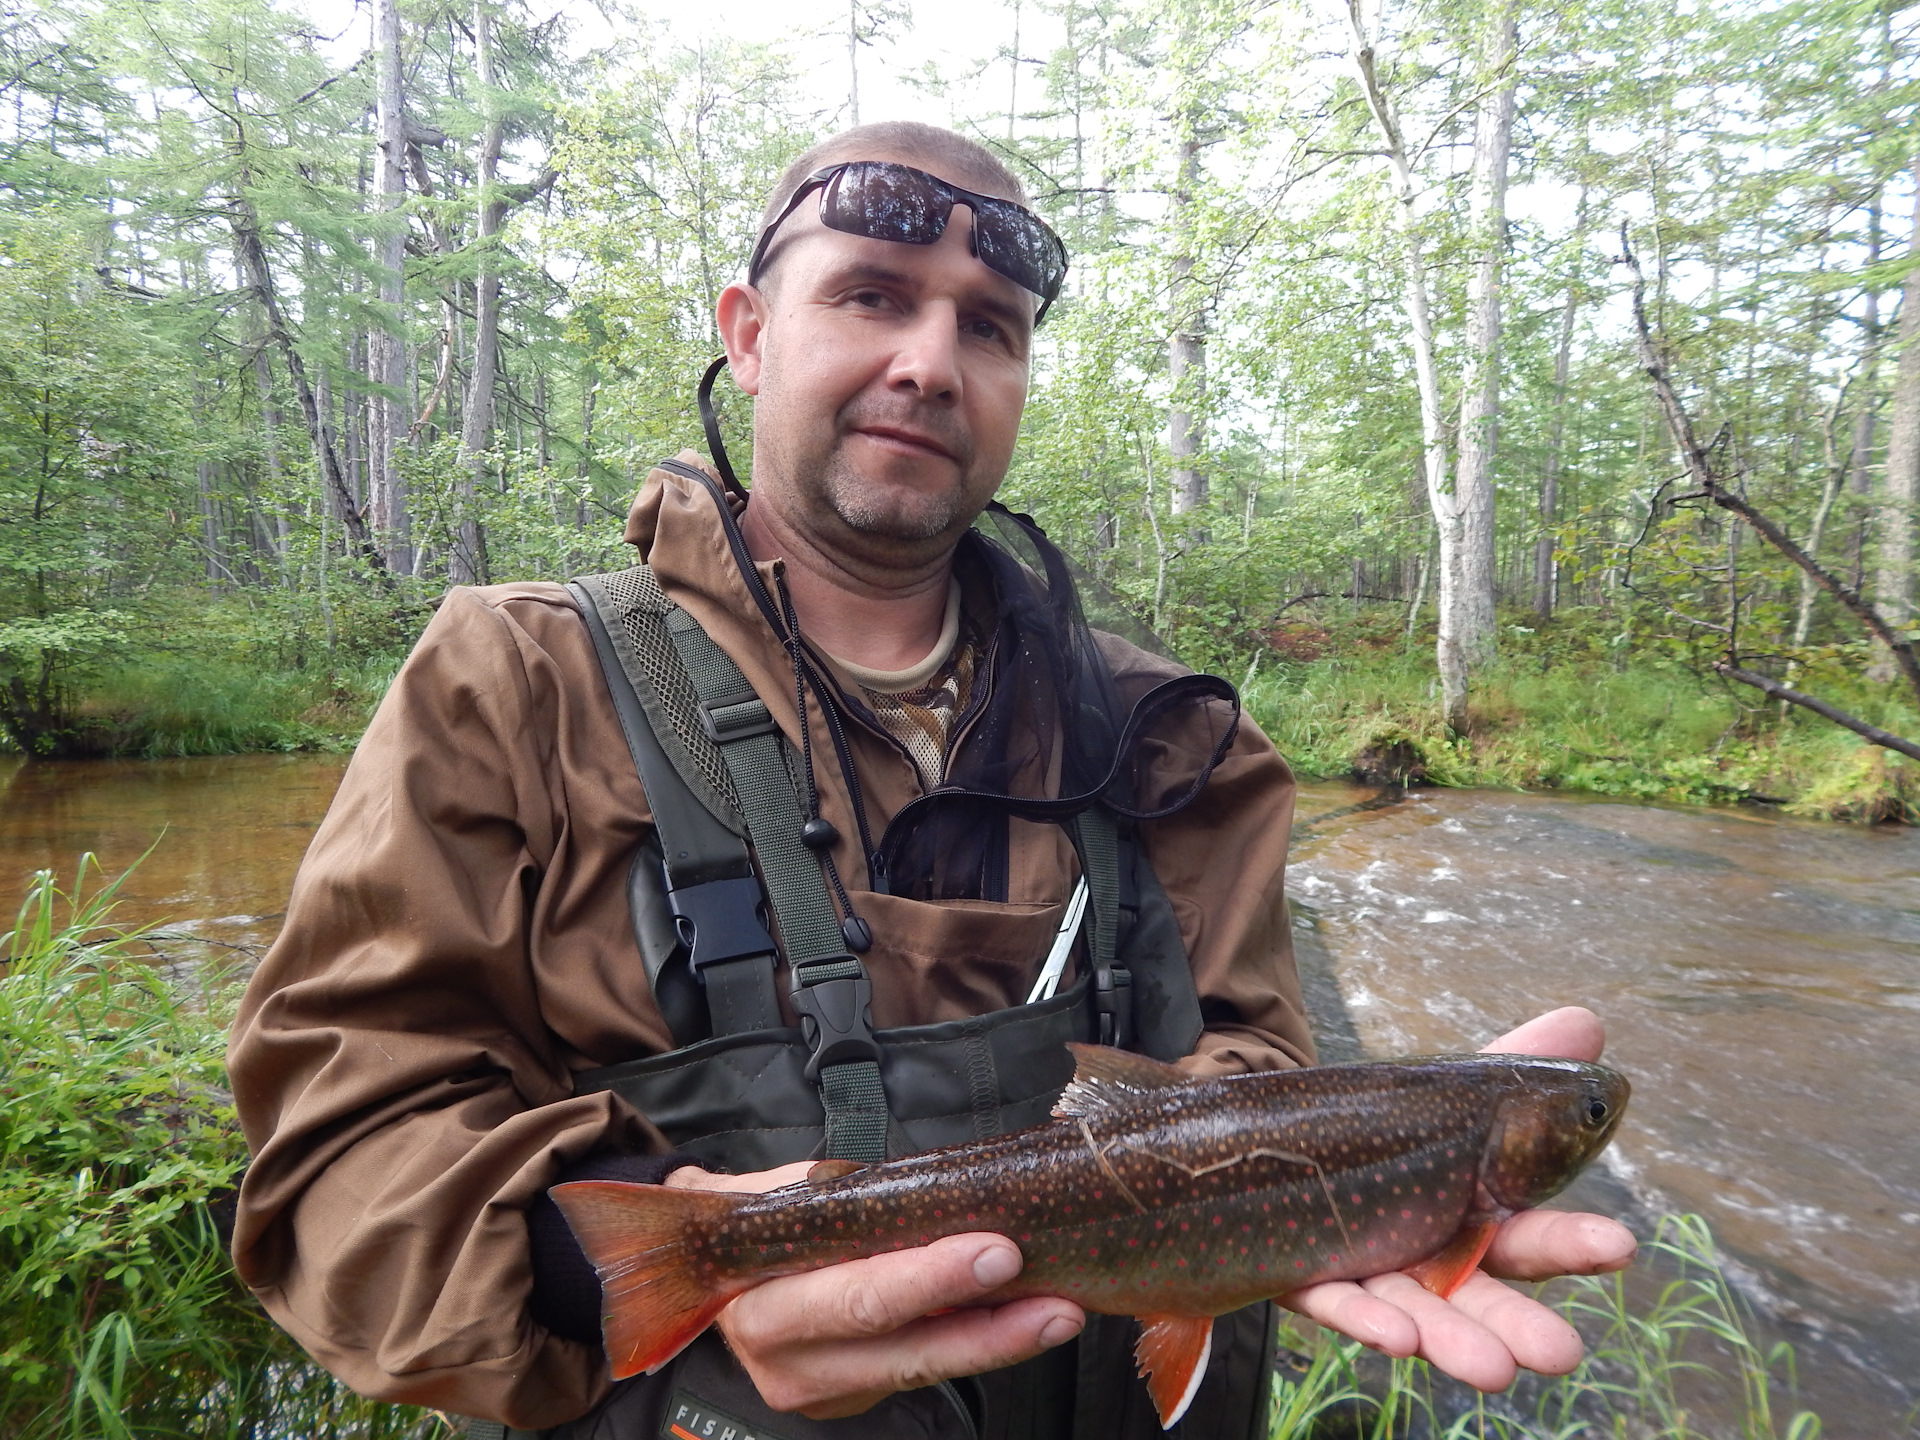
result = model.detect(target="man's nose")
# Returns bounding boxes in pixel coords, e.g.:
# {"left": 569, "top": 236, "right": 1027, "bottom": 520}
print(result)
{"left": 885, "top": 300, "right": 965, "bottom": 402}
{"left": 883, "top": 205, "right": 976, "bottom": 402}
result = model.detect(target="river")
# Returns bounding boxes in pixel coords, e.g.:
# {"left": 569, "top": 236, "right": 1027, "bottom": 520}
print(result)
{"left": 2, "top": 754, "right": 1915, "bottom": 1436}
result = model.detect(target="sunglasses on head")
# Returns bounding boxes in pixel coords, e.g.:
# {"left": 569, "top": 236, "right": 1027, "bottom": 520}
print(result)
{"left": 747, "top": 160, "right": 1070, "bottom": 326}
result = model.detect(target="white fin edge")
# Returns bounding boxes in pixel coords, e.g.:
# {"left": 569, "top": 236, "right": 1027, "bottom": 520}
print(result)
{"left": 1161, "top": 1322, "right": 1211, "bottom": 1429}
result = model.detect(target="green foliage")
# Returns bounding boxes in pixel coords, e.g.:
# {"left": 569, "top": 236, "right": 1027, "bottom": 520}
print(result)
{"left": 1268, "top": 1215, "right": 1821, "bottom": 1440}
{"left": 0, "top": 862, "right": 450, "bottom": 1438}
{"left": 0, "top": 218, "right": 197, "bottom": 755}
{"left": 1244, "top": 605, "right": 1918, "bottom": 816}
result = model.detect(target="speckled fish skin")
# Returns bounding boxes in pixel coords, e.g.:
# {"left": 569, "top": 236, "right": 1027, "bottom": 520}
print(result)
{"left": 552, "top": 1046, "right": 1628, "bottom": 1416}
{"left": 684, "top": 1051, "right": 1623, "bottom": 1313}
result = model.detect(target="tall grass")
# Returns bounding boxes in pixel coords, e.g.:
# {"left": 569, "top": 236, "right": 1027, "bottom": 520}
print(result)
{"left": 1269, "top": 1215, "right": 1825, "bottom": 1439}
{"left": 1244, "top": 615, "right": 1919, "bottom": 820}
{"left": 0, "top": 861, "right": 447, "bottom": 1439}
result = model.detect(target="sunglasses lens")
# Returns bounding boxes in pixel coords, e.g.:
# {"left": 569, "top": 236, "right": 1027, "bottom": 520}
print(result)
{"left": 811, "top": 162, "right": 1067, "bottom": 313}
{"left": 971, "top": 197, "right": 1066, "bottom": 302}
{"left": 822, "top": 162, "right": 948, "bottom": 244}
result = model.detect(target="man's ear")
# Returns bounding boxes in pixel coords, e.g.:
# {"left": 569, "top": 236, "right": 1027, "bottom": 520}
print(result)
{"left": 716, "top": 282, "right": 769, "bottom": 396}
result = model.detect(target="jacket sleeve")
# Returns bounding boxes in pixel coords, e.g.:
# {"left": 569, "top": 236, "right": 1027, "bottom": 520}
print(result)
{"left": 226, "top": 587, "right": 663, "bottom": 1429}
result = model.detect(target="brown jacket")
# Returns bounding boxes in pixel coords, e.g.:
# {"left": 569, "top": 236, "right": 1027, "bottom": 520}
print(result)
{"left": 227, "top": 459, "right": 1314, "bottom": 1429}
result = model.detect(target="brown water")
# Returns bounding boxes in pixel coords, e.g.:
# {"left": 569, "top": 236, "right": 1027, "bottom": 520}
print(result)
{"left": 0, "top": 754, "right": 349, "bottom": 965}
{"left": 1, "top": 755, "right": 1914, "bottom": 1433}
{"left": 1291, "top": 779, "right": 1920, "bottom": 1437}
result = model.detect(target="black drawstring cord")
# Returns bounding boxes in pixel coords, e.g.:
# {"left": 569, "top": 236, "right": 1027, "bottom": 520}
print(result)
{"left": 777, "top": 575, "right": 872, "bottom": 952}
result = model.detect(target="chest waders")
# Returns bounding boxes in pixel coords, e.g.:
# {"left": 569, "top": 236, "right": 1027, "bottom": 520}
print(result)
{"left": 473, "top": 565, "right": 1274, "bottom": 1440}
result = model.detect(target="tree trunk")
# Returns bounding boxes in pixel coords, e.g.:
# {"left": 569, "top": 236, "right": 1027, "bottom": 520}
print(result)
{"left": 1536, "top": 193, "right": 1584, "bottom": 620}
{"left": 847, "top": 0, "right": 860, "bottom": 124}
{"left": 1167, "top": 132, "right": 1207, "bottom": 523}
{"left": 1345, "top": 0, "right": 1467, "bottom": 730}
{"left": 368, "top": 0, "right": 413, "bottom": 576}
{"left": 1452, "top": 0, "right": 1515, "bottom": 670}
{"left": 1874, "top": 168, "right": 1920, "bottom": 677}
{"left": 454, "top": 0, "right": 501, "bottom": 586}
{"left": 227, "top": 193, "right": 381, "bottom": 568}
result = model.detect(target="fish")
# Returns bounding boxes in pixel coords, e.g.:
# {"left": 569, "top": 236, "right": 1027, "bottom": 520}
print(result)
{"left": 552, "top": 1045, "right": 1629, "bottom": 1428}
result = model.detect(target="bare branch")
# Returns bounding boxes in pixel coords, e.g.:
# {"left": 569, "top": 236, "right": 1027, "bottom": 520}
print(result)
{"left": 1714, "top": 664, "right": 1920, "bottom": 762}
{"left": 1619, "top": 223, "right": 1920, "bottom": 708}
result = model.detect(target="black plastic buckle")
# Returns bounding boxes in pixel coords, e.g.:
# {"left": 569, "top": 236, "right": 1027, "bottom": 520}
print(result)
{"left": 698, "top": 691, "right": 780, "bottom": 744}
{"left": 1093, "top": 964, "right": 1133, "bottom": 1047}
{"left": 667, "top": 876, "right": 776, "bottom": 979}
{"left": 790, "top": 962, "right": 879, "bottom": 1079}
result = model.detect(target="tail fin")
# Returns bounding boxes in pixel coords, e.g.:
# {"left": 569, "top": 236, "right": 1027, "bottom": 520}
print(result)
{"left": 549, "top": 1180, "right": 747, "bottom": 1378}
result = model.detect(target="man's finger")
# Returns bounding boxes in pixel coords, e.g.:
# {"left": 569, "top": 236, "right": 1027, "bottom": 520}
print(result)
{"left": 1482, "top": 1209, "right": 1636, "bottom": 1281}
{"left": 1359, "top": 1271, "right": 1516, "bottom": 1392}
{"left": 1278, "top": 1279, "right": 1420, "bottom": 1357}
{"left": 771, "top": 1299, "right": 1085, "bottom": 1418}
{"left": 727, "top": 1233, "right": 1027, "bottom": 1349}
{"left": 665, "top": 1161, "right": 815, "bottom": 1195}
{"left": 1442, "top": 1270, "right": 1583, "bottom": 1375}
{"left": 1482, "top": 1006, "right": 1604, "bottom": 1061}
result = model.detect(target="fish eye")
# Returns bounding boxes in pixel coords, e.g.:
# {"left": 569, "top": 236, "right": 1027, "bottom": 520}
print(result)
{"left": 1585, "top": 1098, "right": 1610, "bottom": 1125}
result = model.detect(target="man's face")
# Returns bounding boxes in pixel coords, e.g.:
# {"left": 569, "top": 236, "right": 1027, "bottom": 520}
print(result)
{"left": 720, "top": 159, "right": 1036, "bottom": 564}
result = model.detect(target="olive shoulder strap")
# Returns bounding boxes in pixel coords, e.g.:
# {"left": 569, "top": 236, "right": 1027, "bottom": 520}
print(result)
{"left": 569, "top": 567, "right": 891, "bottom": 1162}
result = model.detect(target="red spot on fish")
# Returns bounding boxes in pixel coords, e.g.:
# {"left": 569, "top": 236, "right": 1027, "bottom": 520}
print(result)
{"left": 1402, "top": 1209, "right": 1412, "bottom": 1219}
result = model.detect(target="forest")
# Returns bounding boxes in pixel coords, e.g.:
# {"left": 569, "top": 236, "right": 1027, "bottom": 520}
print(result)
{"left": 1, "top": 0, "right": 1917, "bottom": 818}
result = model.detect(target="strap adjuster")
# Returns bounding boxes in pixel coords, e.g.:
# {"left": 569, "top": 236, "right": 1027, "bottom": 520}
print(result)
{"left": 699, "top": 692, "right": 780, "bottom": 744}
{"left": 791, "top": 963, "right": 879, "bottom": 1078}
{"left": 1093, "top": 963, "right": 1132, "bottom": 1047}
{"left": 667, "top": 876, "right": 776, "bottom": 978}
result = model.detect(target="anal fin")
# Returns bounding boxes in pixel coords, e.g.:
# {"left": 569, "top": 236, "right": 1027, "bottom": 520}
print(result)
{"left": 1406, "top": 1216, "right": 1500, "bottom": 1300}
{"left": 1133, "top": 1313, "right": 1213, "bottom": 1430}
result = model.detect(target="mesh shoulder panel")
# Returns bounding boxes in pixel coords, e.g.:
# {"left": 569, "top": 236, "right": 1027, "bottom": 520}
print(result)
{"left": 597, "top": 564, "right": 740, "bottom": 813}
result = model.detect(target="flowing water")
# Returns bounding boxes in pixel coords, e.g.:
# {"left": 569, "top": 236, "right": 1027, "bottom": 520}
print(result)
{"left": 1290, "top": 779, "right": 1920, "bottom": 1436}
{"left": 1, "top": 754, "right": 1915, "bottom": 1434}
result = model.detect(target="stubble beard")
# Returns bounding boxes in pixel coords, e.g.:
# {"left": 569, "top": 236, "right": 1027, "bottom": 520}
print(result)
{"left": 817, "top": 451, "right": 972, "bottom": 544}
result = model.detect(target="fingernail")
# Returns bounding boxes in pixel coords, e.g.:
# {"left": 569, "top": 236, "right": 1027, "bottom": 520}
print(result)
{"left": 1039, "top": 1314, "right": 1084, "bottom": 1347}
{"left": 972, "top": 1242, "right": 1022, "bottom": 1289}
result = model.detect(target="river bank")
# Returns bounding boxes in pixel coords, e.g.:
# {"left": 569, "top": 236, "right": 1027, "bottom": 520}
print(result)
{"left": 1245, "top": 613, "right": 1920, "bottom": 823}
{"left": 11, "top": 600, "right": 1913, "bottom": 824}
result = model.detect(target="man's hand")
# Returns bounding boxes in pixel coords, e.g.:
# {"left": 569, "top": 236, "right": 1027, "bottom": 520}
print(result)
{"left": 1278, "top": 1005, "right": 1638, "bottom": 1391}
{"left": 664, "top": 1162, "right": 1085, "bottom": 1419}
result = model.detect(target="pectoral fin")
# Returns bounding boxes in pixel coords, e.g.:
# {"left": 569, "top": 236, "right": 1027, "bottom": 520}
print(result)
{"left": 1133, "top": 1313, "right": 1213, "bottom": 1429}
{"left": 1406, "top": 1216, "right": 1500, "bottom": 1300}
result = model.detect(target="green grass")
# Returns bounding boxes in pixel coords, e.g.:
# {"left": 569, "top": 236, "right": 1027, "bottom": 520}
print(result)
{"left": 1243, "top": 612, "right": 1920, "bottom": 822}
{"left": 71, "top": 652, "right": 401, "bottom": 757}
{"left": 1267, "top": 1215, "right": 1826, "bottom": 1439}
{"left": 0, "top": 861, "right": 448, "bottom": 1439}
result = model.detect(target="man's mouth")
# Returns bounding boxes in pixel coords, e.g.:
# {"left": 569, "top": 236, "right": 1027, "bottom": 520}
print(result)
{"left": 852, "top": 425, "right": 958, "bottom": 462}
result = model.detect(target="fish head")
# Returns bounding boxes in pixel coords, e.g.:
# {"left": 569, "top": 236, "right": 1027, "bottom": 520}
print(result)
{"left": 1478, "top": 1056, "right": 1630, "bottom": 1211}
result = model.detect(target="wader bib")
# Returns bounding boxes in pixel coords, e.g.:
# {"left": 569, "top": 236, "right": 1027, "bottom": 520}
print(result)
{"left": 474, "top": 565, "right": 1274, "bottom": 1440}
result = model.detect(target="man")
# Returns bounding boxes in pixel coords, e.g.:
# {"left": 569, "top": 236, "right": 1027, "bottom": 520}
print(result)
{"left": 228, "top": 122, "right": 1634, "bottom": 1438}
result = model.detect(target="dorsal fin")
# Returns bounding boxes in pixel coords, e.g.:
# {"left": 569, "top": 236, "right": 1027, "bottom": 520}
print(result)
{"left": 1052, "top": 1043, "right": 1190, "bottom": 1119}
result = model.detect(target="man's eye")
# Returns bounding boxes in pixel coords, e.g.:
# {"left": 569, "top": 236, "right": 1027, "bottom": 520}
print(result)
{"left": 965, "top": 318, "right": 1004, "bottom": 342}
{"left": 852, "top": 290, "right": 891, "bottom": 310}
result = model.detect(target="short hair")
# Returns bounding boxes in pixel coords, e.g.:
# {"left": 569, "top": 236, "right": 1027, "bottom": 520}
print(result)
{"left": 753, "top": 123, "right": 1029, "bottom": 287}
